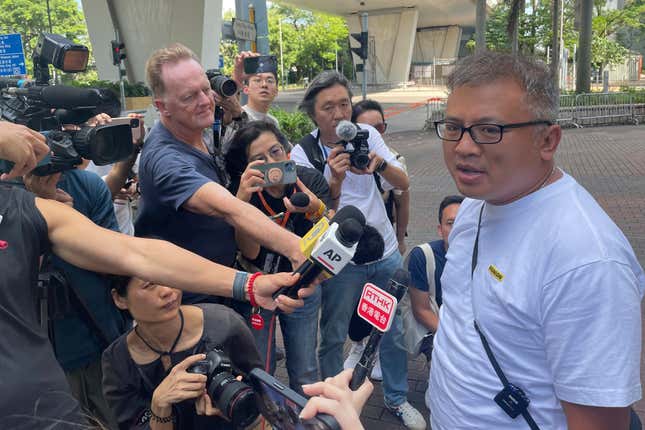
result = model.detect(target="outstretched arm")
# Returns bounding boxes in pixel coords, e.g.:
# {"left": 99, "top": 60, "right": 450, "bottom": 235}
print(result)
{"left": 36, "top": 197, "right": 311, "bottom": 312}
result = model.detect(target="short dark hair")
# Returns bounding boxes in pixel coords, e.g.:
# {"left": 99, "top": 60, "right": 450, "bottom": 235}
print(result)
{"left": 225, "top": 121, "right": 289, "bottom": 193}
{"left": 352, "top": 99, "right": 384, "bottom": 123}
{"left": 298, "top": 70, "right": 352, "bottom": 124}
{"left": 438, "top": 195, "right": 464, "bottom": 223}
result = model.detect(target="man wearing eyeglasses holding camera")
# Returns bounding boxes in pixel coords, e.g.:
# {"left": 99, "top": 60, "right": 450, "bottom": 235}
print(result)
{"left": 429, "top": 51, "right": 644, "bottom": 430}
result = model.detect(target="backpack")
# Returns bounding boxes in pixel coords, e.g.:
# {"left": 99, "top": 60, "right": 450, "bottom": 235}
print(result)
{"left": 399, "top": 243, "right": 439, "bottom": 355}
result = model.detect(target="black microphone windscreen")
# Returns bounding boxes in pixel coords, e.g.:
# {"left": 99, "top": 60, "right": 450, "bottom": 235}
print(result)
{"left": 330, "top": 205, "right": 366, "bottom": 227}
{"left": 337, "top": 219, "right": 364, "bottom": 246}
{"left": 290, "top": 192, "right": 310, "bottom": 208}
{"left": 351, "top": 224, "right": 384, "bottom": 264}
{"left": 41, "top": 86, "right": 101, "bottom": 109}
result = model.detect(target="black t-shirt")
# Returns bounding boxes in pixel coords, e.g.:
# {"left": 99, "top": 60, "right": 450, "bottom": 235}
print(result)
{"left": 0, "top": 185, "right": 86, "bottom": 428}
{"left": 102, "top": 303, "right": 263, "bottom": 430}
{"left": 246, "top": 165, "right": 330, "bottom": 273}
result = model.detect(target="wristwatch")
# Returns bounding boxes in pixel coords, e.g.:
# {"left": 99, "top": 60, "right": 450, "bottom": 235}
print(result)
{"left": 376, "top": 159, "right": 388, "bottom": 173}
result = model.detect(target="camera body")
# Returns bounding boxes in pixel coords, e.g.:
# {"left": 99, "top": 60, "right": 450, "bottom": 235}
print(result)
{"left": 342, "top": 129, "right": 370, "bottom": 170}
{"left": 187, "top": 349, "right": 259, "bottom": 428}
{"left": 206, "top": 69, "right": 238, "bottom": 98}
{"left": 0, "top": 33, "right": 130, "bottom": 177}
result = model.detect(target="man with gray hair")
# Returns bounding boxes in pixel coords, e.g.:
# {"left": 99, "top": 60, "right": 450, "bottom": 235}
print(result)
{"left": 430, "top": 51, "right": 644, "bottom": 429}
{"left": 290, "top": 71, "right": 426, "bottom": 430}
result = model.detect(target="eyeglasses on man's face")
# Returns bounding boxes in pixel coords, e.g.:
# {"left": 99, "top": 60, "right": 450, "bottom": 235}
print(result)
{"left": 434, "top": 120, "right": 553, "bottom": 144}
{"left": 249, "top": 77, "right": 277, "bottom": 87}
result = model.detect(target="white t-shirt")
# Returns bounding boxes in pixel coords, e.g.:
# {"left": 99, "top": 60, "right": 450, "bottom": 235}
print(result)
{"left": 242, "top": 105, "right": 279, "bottom": 128}
{"left": 429, "top": 172, "right": 645, "bottom": 429}
{"left": 290, "top": 124, "right": 402, "bottom": 258}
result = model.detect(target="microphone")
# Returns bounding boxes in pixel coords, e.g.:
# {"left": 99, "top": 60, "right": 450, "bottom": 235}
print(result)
{"left": 290, "top": 192, "right": 310, "bottom": 208}
{"left": 9, "top": 86, "right": 102, "bottom": 109}
{"left": 336, "top": 120, "right": 357, "bottom": 141}
{"left": 299, "top": 204, "right": 365, "bottom": 259}
{"left": 273, "top": 207, "right": 366, "bottom": 300}
{"left": 349, "top": 268, "right": 410, "bottom": 390}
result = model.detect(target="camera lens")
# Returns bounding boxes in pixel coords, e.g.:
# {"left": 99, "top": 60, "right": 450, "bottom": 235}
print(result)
{"left": 209, "top": 372, "right": 259, "bottom": 428}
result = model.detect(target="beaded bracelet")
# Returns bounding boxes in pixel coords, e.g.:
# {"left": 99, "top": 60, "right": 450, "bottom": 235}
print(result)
{"left": 247, "top": 272, "right": 262, "bottom": 307}
{"left": 150, "top": 409, "right": 175, "bottom": 424}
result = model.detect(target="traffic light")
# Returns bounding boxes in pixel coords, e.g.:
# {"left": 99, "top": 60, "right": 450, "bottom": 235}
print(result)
{"left": 351, "top": 32, "right": 368, "bottom": 61}
{"left": 111, "top": 40, "right": 126, "bottom": 65}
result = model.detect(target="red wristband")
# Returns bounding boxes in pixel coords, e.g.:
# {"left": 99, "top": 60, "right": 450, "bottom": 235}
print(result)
{"left": 247, "top": 272, "right": 262, "bottom": 308}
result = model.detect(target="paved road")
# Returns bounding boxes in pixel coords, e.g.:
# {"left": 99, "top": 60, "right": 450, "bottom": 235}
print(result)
{"left": 274, "top": 96, "right": 645, "bottom": 428}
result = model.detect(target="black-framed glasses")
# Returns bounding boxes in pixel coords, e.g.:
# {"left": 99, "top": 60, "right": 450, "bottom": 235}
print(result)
{"left": 434, "top": 120, "right": 553, "bottom": 144}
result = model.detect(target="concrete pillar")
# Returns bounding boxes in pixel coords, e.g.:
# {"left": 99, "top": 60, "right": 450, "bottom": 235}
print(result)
{"left": 82, "top": 0, "right": 223, "bottom": 83}
{"left": 347, "top": 8, "right": 419, "bottom": 85}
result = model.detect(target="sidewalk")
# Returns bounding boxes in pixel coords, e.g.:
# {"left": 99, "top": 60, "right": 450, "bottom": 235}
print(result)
{"left": 275, "top": 124, "right": 645, "bottom": 429}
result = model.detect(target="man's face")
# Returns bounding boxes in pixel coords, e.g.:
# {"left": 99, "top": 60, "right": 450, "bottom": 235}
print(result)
{"left": 355, "top": 109, "right": 386, "bottom": 135}
{"left": 312, "top": 84, "right": 352, "bottom": 139}
{"left": 156, "top": 59, "right": 215, "bottom": 132}
{"left": 442, "top": 79, "right": 555, "bottom": 205}
{"left": 244, "top": 72, "right": 278, "bottom": 104}
{"left": 437, "top": 203, "right": 460, "bottom": 250}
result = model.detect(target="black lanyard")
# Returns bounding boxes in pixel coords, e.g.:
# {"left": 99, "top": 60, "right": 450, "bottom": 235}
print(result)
{"left": 470, "top": 203, "right": 540, "bottom": 430}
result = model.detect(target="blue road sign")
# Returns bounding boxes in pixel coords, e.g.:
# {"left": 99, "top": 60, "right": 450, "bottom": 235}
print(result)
{"left": 0, "top": 33, "right": 27, "bottom": 76}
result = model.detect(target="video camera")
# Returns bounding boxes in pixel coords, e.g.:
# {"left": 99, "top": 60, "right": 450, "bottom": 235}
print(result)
{"left": 188, "top": 349, "right": 339, "bottom": 429}
{"left": 0, "top": 33, "right": 133, "bottom": 176}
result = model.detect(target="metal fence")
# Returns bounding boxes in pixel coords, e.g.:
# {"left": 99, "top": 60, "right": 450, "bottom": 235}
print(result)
{"left": 425, "top": 93, "right": 644, "bottom": 129}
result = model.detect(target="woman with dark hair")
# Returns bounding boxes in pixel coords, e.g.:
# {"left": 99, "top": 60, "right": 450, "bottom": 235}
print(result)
{"left": 101, "top": 275, "right": 262, "bottom": 429}
{"left": 224, "top": 121, "right": 331, "bottom": 395}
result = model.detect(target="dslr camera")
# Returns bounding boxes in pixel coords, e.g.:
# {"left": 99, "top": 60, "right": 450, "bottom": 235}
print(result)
{"left": 343, "top": 128, "right": 370, "bottom": 170}
{"left": 0, "top": 33, "right": 132, "bottom": 177}
{"left": 206, "top": 69, "right": 238, "bottom": 98}
{"left": 187, "top": 349, "right": 259, "bottom": 429}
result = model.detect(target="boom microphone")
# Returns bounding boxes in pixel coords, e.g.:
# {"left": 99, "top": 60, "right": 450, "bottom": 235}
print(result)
{"left": 336, "top": 120, "right": 358, "bottom": 141}
{"left": 9, "top": 86, "right": 102, "bottom": 109}
{"left": 290, "top": 192, "right": 310, "bottom": 208}
{"left": 349, "top": 268, "right": 410, "bottom": 390}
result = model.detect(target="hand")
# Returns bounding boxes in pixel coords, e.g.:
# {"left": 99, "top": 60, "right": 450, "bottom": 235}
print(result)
{"left": 213, "top": 92, "right": 243, "bottom": 122}
{"left": 253, "top": 272, "right": 317, "bottom": 313}
{"left": 0, "top": 122, "right": 49, "bottom": 180}
{"left": 151, "top": 354, "right": 208, "bottom": 411}
{"left": 300, "top": 369, "right": 372, "bottom": 430}
{"left": 23, "top": 172, "right": 61, "bottom": 200}
{"left": 236, "top": 160, "right": 265, "bottom": 202}
{"left": 326, "top": 146, "right": 351, "bottom": 182}
{"left": 55, "top": 188, "right": 74, "bottom": 207}
{"left": 84, "top": 113, "right": 112, "bottom": 127}
{"left": 127, "top": 112, "right": 145, "bottom": 146}
{"left": 349, "top": 151, "right": 382, "bottom": 176}
{"left": 195, "top": 393, "right": 225, "bottom": 418}
{"left": 282, "top": 178, "right": 321, "bottom": 214}
{"left": 233, "top": 51, "right": 260, "bottom": 86}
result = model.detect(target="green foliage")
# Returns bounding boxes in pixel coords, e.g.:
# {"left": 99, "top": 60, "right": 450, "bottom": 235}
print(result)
{"left": 267, "top": 3, "right": 350, "bottom": 84}
{"left": 269, "top": 107, "right": 314, "bottom": 143}
{"left": 484, "top": 0, "right": 643, "bottom": 68}
{"left": 0, "top": 0, "right": 88, "bottom": 74}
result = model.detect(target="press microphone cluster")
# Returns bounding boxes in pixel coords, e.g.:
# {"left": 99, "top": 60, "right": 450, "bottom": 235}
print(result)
{"left": 273, "top": 205, "right": 366, "bottom": 300}
{"left": 349, "top": 268, "right": 410, "bottom": 390}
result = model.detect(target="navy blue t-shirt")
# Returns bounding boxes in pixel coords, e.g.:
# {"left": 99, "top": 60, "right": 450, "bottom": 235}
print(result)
{"left": 407, "top": 239, "right": 447, "bottom": 307}
{"left": 136, "top": 122, "right": 236, "bottom": 304}
{"left": 52, "top": 169, "right": 125, "bottom": 371}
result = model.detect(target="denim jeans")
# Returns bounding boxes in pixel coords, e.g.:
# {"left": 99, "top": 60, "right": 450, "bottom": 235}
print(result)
{"left": 233, "top": 286, "right": 321, "bottom": 395}
{"left": 319, "top": 250, "right": 409, "bottom": 406}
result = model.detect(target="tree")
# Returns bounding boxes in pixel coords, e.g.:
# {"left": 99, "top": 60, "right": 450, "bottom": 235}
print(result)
{"left": 0, "top": 0, "right": 88, "bottom": 74}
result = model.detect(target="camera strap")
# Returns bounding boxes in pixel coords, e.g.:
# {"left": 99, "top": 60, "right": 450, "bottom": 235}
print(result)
{"left": 471, "top": 203, "right": 540, "bottom": 430}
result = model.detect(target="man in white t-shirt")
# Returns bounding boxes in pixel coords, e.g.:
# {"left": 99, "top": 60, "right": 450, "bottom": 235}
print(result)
{"left": 290, "top": 71, "right": 426, "bottom": 430}
{"left": 430, "top": 51, "right": 645, "bottom": 430}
